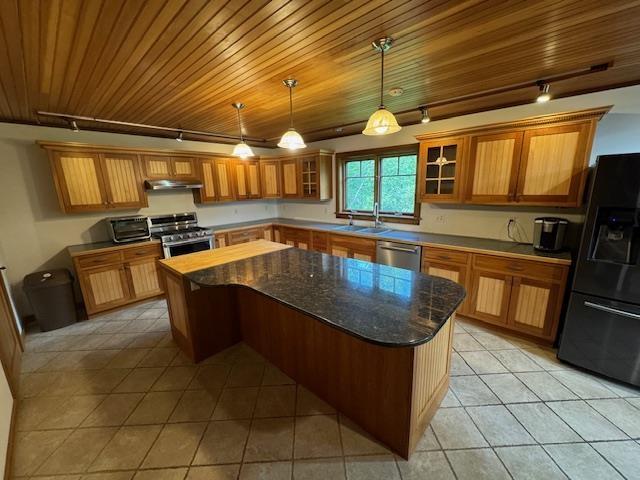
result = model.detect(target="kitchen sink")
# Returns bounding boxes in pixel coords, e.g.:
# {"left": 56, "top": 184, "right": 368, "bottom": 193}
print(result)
{"left": 359, "top": 227, "right": 392, "bottom": 235}
{"left": 333, "top": 225, "right": 367, "bottom": 232}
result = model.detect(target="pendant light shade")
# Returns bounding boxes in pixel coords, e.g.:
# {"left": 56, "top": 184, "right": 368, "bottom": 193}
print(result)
{"left": 363, "top": 37, "right": 401, "bottom": 136}
{"left": 362, "top": 107, "right": 401, "bottom": 135}
{"left": 278, "top": 128, "right": 306, "bottom": 149}
{"left": 231, "top": 102, "right": 254, "bottom": 159}
{"left": 232, "top": 141, "right": 254, "bottom": 159}
{"left": 278, "top": 79, "right": 306, "bottom": 150}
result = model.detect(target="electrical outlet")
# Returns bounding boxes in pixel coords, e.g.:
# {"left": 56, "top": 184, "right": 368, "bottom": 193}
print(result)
{"left": 324, "top": 207, "right": 328, "bottom": 214}
{"left": 434, "top": 214, "right": 446, "bottom": 224}
{"left": 234, "top": 208, "right": 238, "bottom": 215}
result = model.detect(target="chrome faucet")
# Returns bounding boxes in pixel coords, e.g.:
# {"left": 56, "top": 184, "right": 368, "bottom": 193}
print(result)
{"left": 373, "top": 202, "right": 383, "bottom": 228}
{"left": 348, "top": 214, "right": 354, "bottom": 226}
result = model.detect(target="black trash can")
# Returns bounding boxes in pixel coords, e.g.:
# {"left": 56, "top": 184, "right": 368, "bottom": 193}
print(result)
{"left": 23, "top": 269, "right": 77, "bottom": 331}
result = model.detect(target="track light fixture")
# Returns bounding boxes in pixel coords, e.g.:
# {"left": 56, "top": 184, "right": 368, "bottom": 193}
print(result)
{"left": 70, "top": 120, "right": 79, "bottom": 132}
{"left": 278, "top": 79, "right": 306, "bottom": 150}
{"left": 420, "top": 106, "right": 431, "bottom": 124}
{"left": 176, "top": 131, "right": 183, "bottom": 142}
{"left": 536, "top": 83, "right": 551, "bottom": 103}
{"left": 363, "top": 37, "right": 401, "bottom": 136}
{"left": 231, "top": 103, "right": 255, "bottom": 159}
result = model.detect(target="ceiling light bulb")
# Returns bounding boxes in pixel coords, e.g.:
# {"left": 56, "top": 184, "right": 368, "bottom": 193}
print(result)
{"left": 70, "top": 120, "right": 79, "bottom": 132}
{"left": 232, "top": 141, "right": 254, "bottom": 159}
{"left": 420, "top": 106, "right": 431, "bottom": 124}
{"left": 279, "top": 79, "right": 306, "bottom": 149}
{"left": 176, "top": 131, "right": 183, "bottom": 142}
{"left": 278, "top": 128, "right": 307, "bottom": 149}
{"left": 536, "top": 83, "right": 551, "bottom": 103}
{"left": 363, "top": 37, "right": 401, "bottom": 136}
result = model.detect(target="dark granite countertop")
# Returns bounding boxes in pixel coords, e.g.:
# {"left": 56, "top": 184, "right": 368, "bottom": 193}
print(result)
{"left": 67, "top": 239, "right": 160, "bottom": 256}
{"left": 186, "top": 247, "right": 466, "bottom": 347}
{"left": 204, "top": 217, "right": 572, "bottom": 264}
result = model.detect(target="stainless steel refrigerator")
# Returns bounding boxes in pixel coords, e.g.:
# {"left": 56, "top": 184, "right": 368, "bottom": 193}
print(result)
{"left": 558, "top": 153, "right": 640, "bottom": 386}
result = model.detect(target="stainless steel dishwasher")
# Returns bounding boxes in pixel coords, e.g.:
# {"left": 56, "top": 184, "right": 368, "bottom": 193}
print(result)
{"left": 376, "top": 241, "right": 422, "bottom": 272}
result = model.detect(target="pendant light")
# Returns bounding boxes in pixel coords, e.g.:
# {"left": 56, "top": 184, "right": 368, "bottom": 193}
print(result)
{"left": 231, "top": 102, "right": 255, "bottom": 159}
{"left": 419, "top": 106, "right": 431, "bottom": 124}
{"left": 536, "top": 83, "right": 551, "bottom": 103}
{"left": 278, "top": 79, "right": 306, "bottom": 150}
{"left": 363, "top": 37, "right": 401, "bottom": 136}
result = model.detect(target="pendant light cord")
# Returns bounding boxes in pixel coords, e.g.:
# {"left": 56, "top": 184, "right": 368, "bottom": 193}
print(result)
{"left": 236, "top": 108, "right": 244, "bottom": 142}
{"left": 380, "top": 46, "right": 385, "bottom": 108}
{"left": 289, "top": 86, "right": 294, "bottom": 128}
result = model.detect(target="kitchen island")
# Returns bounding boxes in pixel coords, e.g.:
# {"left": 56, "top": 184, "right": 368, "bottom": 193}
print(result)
{"left": 158, "top": 240, "right": 465, "bottom": 459}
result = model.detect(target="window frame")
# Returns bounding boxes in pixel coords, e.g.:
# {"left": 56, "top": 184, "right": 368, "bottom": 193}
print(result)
{"left": 336, "top": 144, "right": 421, "bottom": 225}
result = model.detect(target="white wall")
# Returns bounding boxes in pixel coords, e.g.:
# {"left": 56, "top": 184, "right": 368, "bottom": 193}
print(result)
{"left": 278, "top": 85, "right": 640, "bottom": 243}
{"left": 0, "top": 123, "right": 276, "bottom": 315}
{"left": 0, "top": 366, "right": 11, "bottom": 478}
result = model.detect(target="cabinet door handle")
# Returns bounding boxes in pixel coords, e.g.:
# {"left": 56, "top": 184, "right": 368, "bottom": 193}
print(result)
{"left": 437, "top": 254, "right": 452, "bottom": 260}
{"left": 508, "top": 265, "right": 525, "bottom": 272}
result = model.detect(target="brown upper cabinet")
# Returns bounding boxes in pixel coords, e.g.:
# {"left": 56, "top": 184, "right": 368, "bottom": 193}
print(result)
{"left": 276, "top": 150, "right": 333, "bottom": 200}
{"left": 43, "top": 146, "right": 147, "bottom": 213}
{"left": 260, "top": 159, "right": 282, "bottom": 198}
{"left": 416, "top": 107, "right": 609, "bottom": 207}
{"left": 232, "top": 159, "right": 261, "bottom": 200}
{"left": 466, "top": 131, "right": 524, "bottom": 204}
{"left": 193, "top": 156, "right": 235, "bottom": 203}
{"left": 143, "top": 155, "right": 196, "bottom": 179}
{"left": 418, "top": 137, "right": 466, "bottom": 202}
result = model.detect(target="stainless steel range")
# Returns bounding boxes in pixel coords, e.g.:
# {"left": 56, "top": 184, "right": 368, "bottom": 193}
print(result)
{"left": 149, "top": 212, "right": 214, "bottom": 258}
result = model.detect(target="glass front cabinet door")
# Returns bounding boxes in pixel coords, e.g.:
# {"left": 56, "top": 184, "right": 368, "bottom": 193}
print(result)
{"left": 418, "top": 137, "right": 465, "bottom": 203}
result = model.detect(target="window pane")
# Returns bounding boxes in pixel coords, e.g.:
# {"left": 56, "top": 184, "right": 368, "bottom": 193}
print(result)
{"left": 399, "top": 156, "right": 416, "bottom": 175}
{"left": 344, "top": 159, "right": 375, "bottom": 211}
{"left": 379, "top": 154, "right": 417, "bottom": 214}
{"left": 381, "top": 157, "right": 398, "bottom": 176}
{"left": 345, "top": 161, "right": 361, "bottom": 177}
{"left": 380, "top": 176, "right": 416, "bottom": 213}
{"left": 361, "top": 159, "right": 375, "bottom": 176}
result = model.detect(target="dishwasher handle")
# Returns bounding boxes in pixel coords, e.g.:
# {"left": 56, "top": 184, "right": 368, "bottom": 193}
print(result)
{"left": 379, "top": 245, "right": 420, "bottom": 254}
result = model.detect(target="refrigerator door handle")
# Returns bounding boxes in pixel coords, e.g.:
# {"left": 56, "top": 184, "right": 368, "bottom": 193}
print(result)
{"left": 584, "top": 301, "right": 640, "bottom": 320}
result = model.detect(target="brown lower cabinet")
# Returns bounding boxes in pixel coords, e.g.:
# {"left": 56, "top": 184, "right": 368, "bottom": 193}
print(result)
{"left": 466, "top": 254, "right": 568, "bottom": 341}
{"left": 216, "top": 225, "right": 275, "bottom": 247}
{"left": 72, "top": 243, "right": 164, "bottom": 316}
{"left": 328, "top": 234, "right": 376, "bottom": 262}
{"left": 421, "top": 247, "right": 471, "bottom": 315}
{"left": 281, "top": 227, "right": 312, "bottom": 250}
{"left": 210, "top": 222, "right": 570, "bottom": 343}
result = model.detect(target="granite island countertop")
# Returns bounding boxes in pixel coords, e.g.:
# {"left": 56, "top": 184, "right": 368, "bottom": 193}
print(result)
{"left": 174, "top": 241, "right": 466, "bottom": 347}
{"left": 205, "top": 217, "right": 572, "bottom": 265}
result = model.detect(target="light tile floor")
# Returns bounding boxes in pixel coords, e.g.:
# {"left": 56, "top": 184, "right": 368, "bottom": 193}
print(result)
{"left": 12, "top": 299, "right": 640, "bottom": 480}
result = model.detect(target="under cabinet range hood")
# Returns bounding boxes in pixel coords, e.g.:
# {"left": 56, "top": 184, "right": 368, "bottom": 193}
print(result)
{"left": 144, "top": 179, "right": 203, "bottom": 190}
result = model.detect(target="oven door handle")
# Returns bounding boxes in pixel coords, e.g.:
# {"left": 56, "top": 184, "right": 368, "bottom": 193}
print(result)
{"left": 163, "top": 237, "right": 213, "bottom": 247}
{"left": 584, "top": 301, "right": 640, "bottom": 320}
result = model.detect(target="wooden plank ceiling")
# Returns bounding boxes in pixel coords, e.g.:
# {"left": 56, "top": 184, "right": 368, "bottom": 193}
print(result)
{"left": 0, "top": 0, "right": 639, "bottom": 145}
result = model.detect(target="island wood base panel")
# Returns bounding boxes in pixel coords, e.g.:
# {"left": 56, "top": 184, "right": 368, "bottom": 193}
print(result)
{"left": 161, "top": 268, "right": 455, "bottom": 459}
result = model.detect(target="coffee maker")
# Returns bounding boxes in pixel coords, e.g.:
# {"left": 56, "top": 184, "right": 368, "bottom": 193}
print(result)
{"left": 533, "top": 217, "right": 568, "bottom": 252}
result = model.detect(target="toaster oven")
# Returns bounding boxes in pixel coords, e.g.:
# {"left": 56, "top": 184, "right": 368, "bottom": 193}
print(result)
{"left": 107, "top": 215, "right": 151, "bottom": 243}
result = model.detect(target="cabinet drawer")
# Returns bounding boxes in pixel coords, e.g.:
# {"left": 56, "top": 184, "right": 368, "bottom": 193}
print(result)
{"left": 423, "top": 247, "right": 469, "bottom": 265}
{"left": 228, "top": 227, "right": 263, "bottom": 244}
{"left": 472, "top": 254, "right": 565, "bottom": 282}
{"left": 123, "top": 243, "right": 162, "bottom": 261}
{"left": 77, "top": 251, "right": 124, "bottom": 269}
{"left": 282, "top": 227, "right": 311, "bottom": 241}
{"left": 329, "top": 234, "right": 376, "bottom": 251}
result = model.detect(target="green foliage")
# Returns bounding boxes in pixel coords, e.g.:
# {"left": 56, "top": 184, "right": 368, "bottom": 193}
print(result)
{"left": 344, "top": 155, "right": 417, "bottom": 214}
